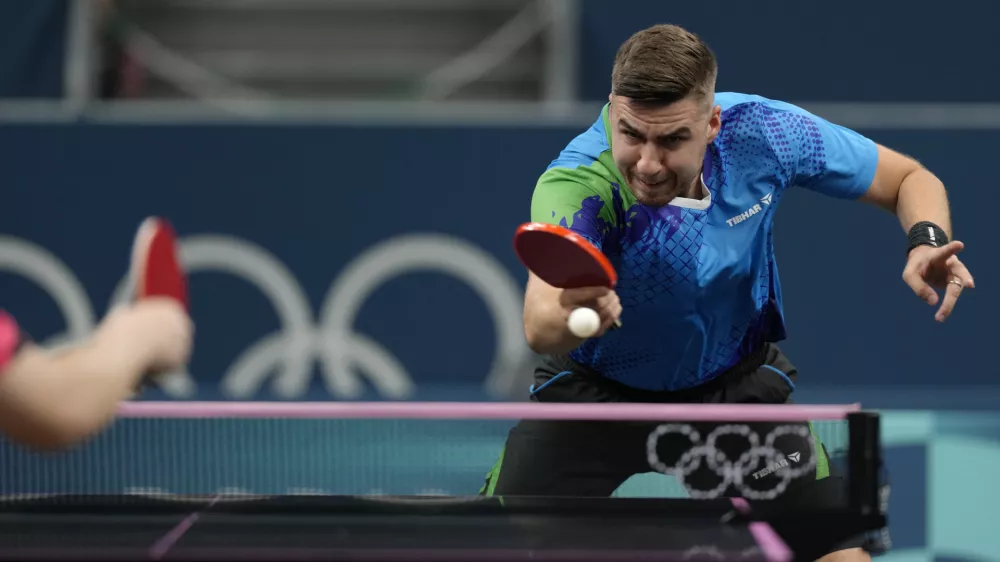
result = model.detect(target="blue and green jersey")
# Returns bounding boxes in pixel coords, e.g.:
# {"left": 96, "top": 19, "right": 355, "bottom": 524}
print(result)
{"left": 531, "top": 93, "right": 878, "bottom": 390}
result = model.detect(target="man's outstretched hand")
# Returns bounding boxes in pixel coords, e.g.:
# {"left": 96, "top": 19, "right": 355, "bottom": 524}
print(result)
{"left": 902, "top": 240, "right": 975, "bottom": 322}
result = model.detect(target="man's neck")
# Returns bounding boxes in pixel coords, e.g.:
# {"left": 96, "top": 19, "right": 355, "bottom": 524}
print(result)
{"left": 680, "top": 170, "right": 706, "bottom": 199}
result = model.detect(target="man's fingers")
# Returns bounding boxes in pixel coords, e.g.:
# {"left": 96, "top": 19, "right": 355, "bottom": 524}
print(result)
{"left": 935, "top": 255, "right": 974, "bottom": 322}
{"left": 947, "top": 257, "right": 976, "bottom": 289}
{"left": 607, "top": 300, "right": 623, "bottom": 330}
{"left": 589, "top": 293, "right": 622, "bottom": 334}
{"left": 935, "top": 278, "right": 963, "bottom": 322}
{"left": 560, "top": 286, "right": 611, "bottom": 305}
{"left": 902, "top": 268, "right": 938, "bottom": 306}
{"left": 929, "top": 240, "right": 965, "bottom": 263}
{"left": 903, "top": 241, "right": 973, "bottom": 320}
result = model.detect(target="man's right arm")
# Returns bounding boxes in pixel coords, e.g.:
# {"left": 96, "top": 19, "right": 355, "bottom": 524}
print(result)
{"left": 522, "top": 175, "right": 621, "bottom": 355}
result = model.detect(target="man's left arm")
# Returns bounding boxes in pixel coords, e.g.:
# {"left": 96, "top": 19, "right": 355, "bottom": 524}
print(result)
{"left": 861, "top": 146, "right": 950, "bottom": 235}
{"left": 858, "top": 145, "right": 975, "bottom": 322}
{"left": 767, "top": 101, "right": 976, "bottom": 322}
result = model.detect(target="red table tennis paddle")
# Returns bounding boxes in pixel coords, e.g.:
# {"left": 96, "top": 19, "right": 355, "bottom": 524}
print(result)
{"left": 130, "top": 217, "right": 188, "bottom": 309}
{"left": 128, "top": 217, "right": 188, "bottom": 394}
{"left": 513, "top": 222, "right": 622, "bottom": 332}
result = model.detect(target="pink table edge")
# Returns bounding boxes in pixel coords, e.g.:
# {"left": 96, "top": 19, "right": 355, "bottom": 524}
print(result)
{"left": 731, "top": 498, "right": 793, "bottom": 562}
{"left": 118, "top": 401, "right": 862, "bottom": 421}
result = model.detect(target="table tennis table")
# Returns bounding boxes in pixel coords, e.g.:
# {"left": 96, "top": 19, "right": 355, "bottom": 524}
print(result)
{"left": 0, "top": 493, "right": 885, "bottom": 561}
{"left": 0, "top": 410, "right": 887, "bottom": 561}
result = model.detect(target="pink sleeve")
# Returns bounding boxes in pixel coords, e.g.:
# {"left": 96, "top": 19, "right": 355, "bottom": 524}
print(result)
{"left": 0, "top": 311, "right": 21, "bottom": 373}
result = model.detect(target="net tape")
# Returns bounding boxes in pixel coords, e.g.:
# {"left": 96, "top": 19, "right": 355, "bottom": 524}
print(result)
{"left": 2, "top": 403, "right": 852, "bottom": 499}
{"left": 681, "top": 546, "right": 763, "bottom": 560}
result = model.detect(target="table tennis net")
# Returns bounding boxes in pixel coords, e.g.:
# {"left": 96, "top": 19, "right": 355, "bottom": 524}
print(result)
{"left": 0, "top": 412, "right": 850, "bottom": 501}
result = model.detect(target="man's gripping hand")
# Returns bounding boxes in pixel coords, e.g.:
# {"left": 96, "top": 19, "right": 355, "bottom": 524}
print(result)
{"left": 523, "top": 273, "right": 622, "bottom": 355}
{"left": 558, "top": 286, "right": 622, "bottom": 337}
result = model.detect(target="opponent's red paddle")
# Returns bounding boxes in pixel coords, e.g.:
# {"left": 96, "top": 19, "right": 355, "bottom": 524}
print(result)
{"left": 130, "top": 217, "right": 188, "bottom": 309}
{"left": 128, "top": 217, "right": 188, "bottom": 394}
{"left": 513, "top": 222, "right": 621, "bottom": 332}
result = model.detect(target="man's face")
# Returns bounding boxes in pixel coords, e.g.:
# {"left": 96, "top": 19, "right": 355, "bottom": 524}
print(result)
{"left": 609, "top": 94, "right": 721, "bottom": 207}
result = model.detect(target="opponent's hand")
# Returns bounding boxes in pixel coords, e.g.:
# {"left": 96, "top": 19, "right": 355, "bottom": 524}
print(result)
{"left": 559, "top": 286, "right": 622, "bottom": 336}
{"left": 95, "top": 298, "right": 194, "bottom": 373}
{"left": 903, "top": 240, "right": 975, "bottom": 322}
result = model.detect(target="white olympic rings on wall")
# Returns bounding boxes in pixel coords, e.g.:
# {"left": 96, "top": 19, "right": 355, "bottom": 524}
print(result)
{"left": 0, "top": 233, "right": 533, "bottom": 399}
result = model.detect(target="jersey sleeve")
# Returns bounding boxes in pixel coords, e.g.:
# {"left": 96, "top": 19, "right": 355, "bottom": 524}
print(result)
{"left": 761, "top": 101, "right": 879, "bottom": 200}
{"left": 0, "top": 311, "right": 22, "bottom": 374}
{"left": 530, "top": 167, "right": 617, "bottom": 251}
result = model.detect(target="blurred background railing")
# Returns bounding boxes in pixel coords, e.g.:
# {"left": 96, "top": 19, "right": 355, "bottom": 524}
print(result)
{"left": 0, "top": 1, "right": 998, "bottom": 559}
{"left": 102, "top": 0, "right": 575, "bottom": 104}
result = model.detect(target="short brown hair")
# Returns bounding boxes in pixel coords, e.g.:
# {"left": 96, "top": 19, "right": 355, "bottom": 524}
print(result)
{"left": 611, "top": 24, "right": 717, "bottom": 105}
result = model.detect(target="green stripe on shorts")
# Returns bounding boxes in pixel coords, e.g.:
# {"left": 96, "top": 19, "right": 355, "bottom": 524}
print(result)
{"left": 809, "top": 422, "right": 830, "bottom": 480}
{"left": 480, "top": 446, "right": 506, "bottom": 496}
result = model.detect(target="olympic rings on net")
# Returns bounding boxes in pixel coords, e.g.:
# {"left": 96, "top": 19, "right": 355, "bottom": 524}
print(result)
{"left": 679, "top": 545, "right": 763, "bottom": 560}
{"left": 645, "top": 423, "right": 818, "bottom": 500}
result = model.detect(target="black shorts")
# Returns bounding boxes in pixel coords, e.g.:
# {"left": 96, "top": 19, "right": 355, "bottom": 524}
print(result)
{"left": 480, "top": 344, "right": 879, "bottom": 558}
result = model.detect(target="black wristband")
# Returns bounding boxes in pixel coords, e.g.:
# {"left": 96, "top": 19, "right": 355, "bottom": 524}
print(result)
{"left": 907, "top": 221, "right": 949, "bottom": 254}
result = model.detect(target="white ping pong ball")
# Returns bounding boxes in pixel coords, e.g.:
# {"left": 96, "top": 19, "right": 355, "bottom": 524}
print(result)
{"left": 568, "top": 307, "right": 601, "bottom": 338}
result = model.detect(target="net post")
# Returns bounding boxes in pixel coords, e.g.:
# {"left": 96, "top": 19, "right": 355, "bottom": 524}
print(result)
{"left": 847, "top": 411, "right": 881, "bottom": 516}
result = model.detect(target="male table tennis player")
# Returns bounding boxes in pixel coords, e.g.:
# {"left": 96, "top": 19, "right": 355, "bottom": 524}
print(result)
{"left": 482, "top": 24, "right": 975, "bottom": 561}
